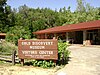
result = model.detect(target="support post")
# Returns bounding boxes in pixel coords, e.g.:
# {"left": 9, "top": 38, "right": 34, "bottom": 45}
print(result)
{"left": 98, "top": 29, "right": 100, "bottom": 39}
{"left": 45, "top": 34, "right": 47, "bottom": 39}
{"left": 53, "top": 60, "right": 57, "bottom": 65}
{"left": 12, "top": 50, "right": 16, "bottom": 65}
{"left": 21, "top": 59, "right": 24, "bottom": 66}
{"left": 83, "top": 30, "right": 87, "bottom": 45}
{"left": 53, "top": 37, "right": 57, "bottom": 65}
{"left": 54, "top": 33, "right": 57, "bottom": 39}
{"left": 66, "top": 32, "right": 69, "bottom": 43}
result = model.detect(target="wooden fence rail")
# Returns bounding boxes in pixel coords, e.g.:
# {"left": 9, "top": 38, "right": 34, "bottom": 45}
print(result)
{"left": 0, "top": 50, "right": 19, "bottom": 65}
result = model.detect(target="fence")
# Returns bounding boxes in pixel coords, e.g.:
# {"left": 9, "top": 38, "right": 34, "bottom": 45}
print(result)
{"left": 0, "top": 50, "right": 19, "bottom": 65}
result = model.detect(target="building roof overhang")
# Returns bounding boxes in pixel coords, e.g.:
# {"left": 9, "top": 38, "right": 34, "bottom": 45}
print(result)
{"left": 0, "top": 33, "right": 6, "bottom": 36}
{"left": 33, "top": 20, "right": 100, "bottom": 34}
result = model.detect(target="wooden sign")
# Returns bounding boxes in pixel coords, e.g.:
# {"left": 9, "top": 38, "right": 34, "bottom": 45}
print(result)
{"left": 18, "top": 39, "right": 58, "bottom": 60}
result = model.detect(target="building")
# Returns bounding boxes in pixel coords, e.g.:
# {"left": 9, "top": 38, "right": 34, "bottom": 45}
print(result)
{"left": 33, "top": 20, "right": 100, "bottom": 45}
{"left": 0, "top": 33, "right": 6, "bottom": 39}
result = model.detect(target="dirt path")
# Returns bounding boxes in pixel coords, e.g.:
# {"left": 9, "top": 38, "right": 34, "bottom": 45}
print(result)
{"left": 56, "top": 45, "right": 100, "bottom": 75}
{"left": 0, "top": 65, "right": 56, "bottom": 75}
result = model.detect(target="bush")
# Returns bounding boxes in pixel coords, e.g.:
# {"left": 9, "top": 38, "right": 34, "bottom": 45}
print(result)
{"left": 0, "top": 40, "right": 17, "bottom": 54}
{"left": 6, "top": 26, "right": 31, "bottom": 45}
{"left": 24, "top": 60, "right": 55, "bottom": 68}
{"left": 58, "top": 42, "right": 71, "bottom": 65}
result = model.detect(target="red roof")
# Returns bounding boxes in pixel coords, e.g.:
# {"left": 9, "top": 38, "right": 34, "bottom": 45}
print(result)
{"left": 0, "top": 33, "right": 6, "bottom": 36}
{"left": 33, "top": 20, "right": 100, "bottom": 34}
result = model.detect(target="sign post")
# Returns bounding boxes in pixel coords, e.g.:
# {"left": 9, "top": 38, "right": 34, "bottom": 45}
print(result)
{"left": 18, "top": 39, "right": 58, "bottom": 65}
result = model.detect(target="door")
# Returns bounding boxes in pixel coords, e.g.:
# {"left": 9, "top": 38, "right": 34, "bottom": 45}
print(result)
{"left": 75, "top": 31, "right": 83, "bottom": 44}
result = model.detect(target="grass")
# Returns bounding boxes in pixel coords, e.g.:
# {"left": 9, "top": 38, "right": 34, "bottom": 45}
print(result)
{"left": 0, "top": 60, "right": 12, "bottom": 66}
{"left": 0, "top": 40, "right": 18, "bottom": 54}
{"left": 0, "top": 60, "right": 5, "bottom": 64}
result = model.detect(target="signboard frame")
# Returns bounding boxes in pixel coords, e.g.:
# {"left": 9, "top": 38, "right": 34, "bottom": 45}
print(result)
{"left": 18, "top": 39, "right": 58, "bottom": 60}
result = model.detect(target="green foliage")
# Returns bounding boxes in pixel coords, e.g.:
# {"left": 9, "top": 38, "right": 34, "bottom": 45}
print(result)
{"left": 58, "top": 42, "right": 71, "bottom": 65}
{"left": 6, "top": 26, "right": 31, "bottom": 45}
{"left": 0, "top": 0, "right": 7, "bottom": 32}
{"left": 33, "top": 60, "right": 55, "bottom": 68}
{"left": 0, "top": 60, "right": 5, "bottom": 64}
{"left": 76, "top": 0, "right": 86, "bottom": 12}
{"left": 0, "top": 40, "right": 17, "bottom": 54}
{"left": 24, "top": 60, "right": 55, "bottom": 68}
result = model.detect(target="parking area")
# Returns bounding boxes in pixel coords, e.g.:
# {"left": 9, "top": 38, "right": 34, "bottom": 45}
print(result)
{"left": 56, "top": 45, "right": 100, "bottom": 75}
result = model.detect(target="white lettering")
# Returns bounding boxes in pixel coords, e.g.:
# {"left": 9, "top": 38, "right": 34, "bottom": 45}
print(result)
{"left": 39, "top": 51, "right": 53, "bottom": 55}
{"left": 32, "top": 42, "right": 53, "bottom": 45}
{"left": 22, "top": 42, "right": 31, "bottom": 45}
{"left": 30, "top": 46, "right": 45, "bottom": 49}
{"left": 22, "top": 51, "right": 37, "bottom": 54}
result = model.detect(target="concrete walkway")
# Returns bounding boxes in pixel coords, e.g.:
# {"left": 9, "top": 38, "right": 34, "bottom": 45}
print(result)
{"left": 56, "top": 45, "right": 100, "bottom": 75}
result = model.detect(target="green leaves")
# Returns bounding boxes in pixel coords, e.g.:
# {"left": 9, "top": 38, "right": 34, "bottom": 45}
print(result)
{"left": 0, "top": 41, "right": 17, "bottom": 54}
{"left": 24, "top": 60, "right": 55, "bottom": 68}
{"left": 0, "top": 0, "right": 7, "bottom": 6}
{"left": 6, "top": 26, "right": 31, "bottom": 45}
{"left": 58, "top": 42, "right": 71, "bottom": 65}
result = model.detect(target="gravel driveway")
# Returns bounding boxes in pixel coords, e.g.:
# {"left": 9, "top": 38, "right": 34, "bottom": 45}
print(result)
{"left": 56, "top": 45, "right": 100, "bottom": 75}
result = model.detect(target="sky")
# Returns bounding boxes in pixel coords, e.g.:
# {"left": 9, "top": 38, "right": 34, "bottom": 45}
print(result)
{"left": 7, "top": 0, "right": 100, "bottom": 11}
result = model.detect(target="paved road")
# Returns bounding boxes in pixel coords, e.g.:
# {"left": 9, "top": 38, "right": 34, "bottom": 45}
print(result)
{"left": 56, "top": 45, "right": 100, "bottom": 75}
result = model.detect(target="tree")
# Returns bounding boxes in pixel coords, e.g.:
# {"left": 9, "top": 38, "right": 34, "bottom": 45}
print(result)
{"left": 2, "top": 0, "right": 99, "bottom": 46}
{"left": 0, "top": 0, "right": 7, "bottom": 32}
{"left": 6, "top": 26, "right": 31, "bottom": 45}
{"left": 76, "top": 0, "right": 86, "bottom": 12}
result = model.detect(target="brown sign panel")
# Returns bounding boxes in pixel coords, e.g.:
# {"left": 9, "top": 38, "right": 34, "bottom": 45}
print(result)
{"left": 18, "top": 39, "right": 58, "bottom": 60}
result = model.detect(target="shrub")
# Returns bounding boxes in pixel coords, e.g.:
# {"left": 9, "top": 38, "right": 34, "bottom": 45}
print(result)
{"left": 6, "top": 26, "right": 31, "bottom": 45}
{"left": 58, "top": 42, "right": 71, "bottom": 65}
{"left": 0, "top": 40, "right": 17, "bottom": 54}
{"left": 24, "top": 60, "right": 55, "bottom": 68}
